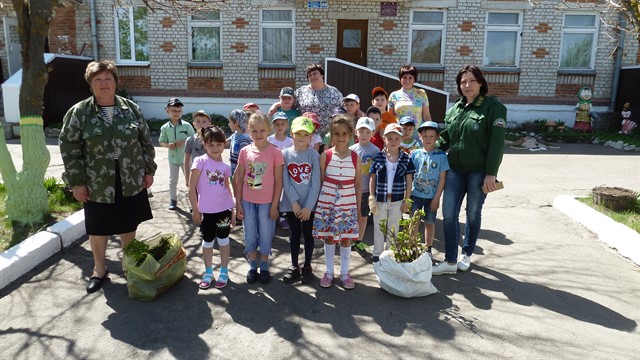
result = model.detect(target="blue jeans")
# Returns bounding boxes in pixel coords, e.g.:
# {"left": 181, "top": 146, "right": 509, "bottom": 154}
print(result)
{"left": 442, "top": 169, "right": 487, "bottom": 263}
{"left": 241, "top": 200, "right": 275, "bottom": 255}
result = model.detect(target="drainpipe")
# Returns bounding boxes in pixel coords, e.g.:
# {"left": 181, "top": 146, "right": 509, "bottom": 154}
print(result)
{"left": 90, "top": 0, "right": 99, "bottom": 60}
{"left": 609, "top": 16, "right": 625, "bottom": 111}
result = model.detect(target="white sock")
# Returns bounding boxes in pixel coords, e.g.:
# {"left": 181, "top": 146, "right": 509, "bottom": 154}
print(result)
{"left": 340, "top": 246, "right": 351, "bottom": 277}
{"left": 324, "top": 243, "right": 335, "bottom": 275}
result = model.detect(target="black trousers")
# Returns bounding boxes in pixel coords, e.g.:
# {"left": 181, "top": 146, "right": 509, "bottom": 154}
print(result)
{"left": 285, "top": 212, "right": 315, "bottom": 268}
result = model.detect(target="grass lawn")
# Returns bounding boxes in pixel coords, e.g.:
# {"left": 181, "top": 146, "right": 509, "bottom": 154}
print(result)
{"left": 0, "top": 178, "right": 83, "bottom": 253}
{"left": 578, "top": 196, "right": 640, "bottom": 233}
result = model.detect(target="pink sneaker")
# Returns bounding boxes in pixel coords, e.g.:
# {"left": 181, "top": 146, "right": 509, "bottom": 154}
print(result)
{"left": 320, "top": 273, "right": 334, "bottom": 288}
{"left": 340, "top": 274, "right": 355, "bottom": 289}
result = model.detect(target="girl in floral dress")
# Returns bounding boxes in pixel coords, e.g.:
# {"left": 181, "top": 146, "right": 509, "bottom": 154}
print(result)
{"left": 313, "top": 115, "right": 362, "bottom": 289}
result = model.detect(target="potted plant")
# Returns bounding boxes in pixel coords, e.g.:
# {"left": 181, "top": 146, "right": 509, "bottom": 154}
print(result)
{"left": 373, "top": 207, "right": 438, "bottom": 298}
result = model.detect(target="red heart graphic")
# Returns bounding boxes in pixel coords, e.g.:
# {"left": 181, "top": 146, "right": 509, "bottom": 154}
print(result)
{"left": 288, "top": 162, "right": 312, "bottom": 184}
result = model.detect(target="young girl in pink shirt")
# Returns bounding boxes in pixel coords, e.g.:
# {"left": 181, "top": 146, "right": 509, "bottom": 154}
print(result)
{"left": 234, "top": 113, "right": 284, "bottom": 284}
{"left": 188, "top": 126, "right": 236, "bottom": 289}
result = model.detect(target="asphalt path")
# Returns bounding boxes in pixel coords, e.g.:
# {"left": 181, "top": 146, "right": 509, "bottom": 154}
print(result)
{"left": 0, "top": 138, "right": 639, "bottom": 359}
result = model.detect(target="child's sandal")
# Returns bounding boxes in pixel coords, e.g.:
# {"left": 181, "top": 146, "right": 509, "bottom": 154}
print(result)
{"left": 199, "top": 273, "right": 214, "bottom": 289}
{"left": 214, "top": 273, "right": 229, "bottom": 289}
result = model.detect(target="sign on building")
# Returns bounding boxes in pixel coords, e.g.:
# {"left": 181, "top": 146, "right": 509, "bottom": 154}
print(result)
{"left": 307, "top": 1, "right": 329, "bottom": 8}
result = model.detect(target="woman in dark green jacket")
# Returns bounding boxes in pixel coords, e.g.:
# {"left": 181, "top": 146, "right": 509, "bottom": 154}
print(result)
{"left": 60, "top": 60, "right": 157, "bottom": 293}
{"left": 433, "top": 65, "right": 506, "bottom": 275}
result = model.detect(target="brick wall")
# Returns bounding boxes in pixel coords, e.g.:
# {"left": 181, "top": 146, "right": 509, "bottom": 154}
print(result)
{"left": 188, "top": 77, "right": 224, "bottom": 91}
{"left": 49, "top": 4, "right": 78, "bottom": 55}
{"left": 119, "top": 75, "right": 151, "bottom": 90}
{"left": 46, "top": 0, "right": 632, "bottom": 105}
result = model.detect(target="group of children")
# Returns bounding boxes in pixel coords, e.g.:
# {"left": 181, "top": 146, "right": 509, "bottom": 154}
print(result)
{"left": 158, "top": 84, "right": 449, "bottom": 291}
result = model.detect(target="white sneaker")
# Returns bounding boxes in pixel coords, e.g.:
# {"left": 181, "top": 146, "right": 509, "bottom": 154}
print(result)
{"left": 432, "top": 261, "right": 457, "bottom": 275}
{"left": 457, "top": 254, "right": 471, "bottom": 272}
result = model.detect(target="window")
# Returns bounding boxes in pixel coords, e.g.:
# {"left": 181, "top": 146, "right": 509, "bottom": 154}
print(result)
{"left": 484, "top": 12, "right": 522, "bottom": 67}
{"left": 410, "top": 10, "right": 446, "bottom": 66}
{"left": 560, "top": 14, "right": 598, "bottom": 70}
{"left": 115, "top": 6, "right": 149, "bottom": 63}
{"left": 260, "top": 9, "right": 294, "bottom": 64}
{"left": 189, "top": 11, "right": 222, "bottom": 63}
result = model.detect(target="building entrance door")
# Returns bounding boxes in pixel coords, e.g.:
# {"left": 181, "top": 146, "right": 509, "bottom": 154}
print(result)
{"left": 336, "top": 20, "right": 368, "bottom": 66}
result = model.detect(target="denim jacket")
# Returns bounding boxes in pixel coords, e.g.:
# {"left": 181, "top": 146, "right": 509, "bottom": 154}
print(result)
{"left": 59, "top": 95, "right": 157, "bottom": 203}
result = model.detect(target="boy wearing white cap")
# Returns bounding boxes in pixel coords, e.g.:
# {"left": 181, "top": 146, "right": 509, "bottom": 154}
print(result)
{"left": 349, "top": 117, "right": 381, "bottom": 253}
{"left": 410, "top": 121, "right": 449, "bottom": 257}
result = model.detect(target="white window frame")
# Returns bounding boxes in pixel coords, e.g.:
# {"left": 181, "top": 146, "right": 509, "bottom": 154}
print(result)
{"left": 188, "top": 11, "right": 222, "bottom": 64}
{"left": 483, "top": 11, "right": 522, "bottom": 68}
{"left": 259, "top": 8, "right": 295, "bottom": 65}
{"left": 114, "top": 6, "right": 149, "bottom": 65}
{"left": 408, "top": 9, "right": 446, "bottom": 66}
{"left": 559, "top": 13, "right": 599, "bottom": 70}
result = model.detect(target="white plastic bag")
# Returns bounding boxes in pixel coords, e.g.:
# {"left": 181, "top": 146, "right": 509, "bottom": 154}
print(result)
{"left": 374, "top": 250, "right": 438, "bottom": 298}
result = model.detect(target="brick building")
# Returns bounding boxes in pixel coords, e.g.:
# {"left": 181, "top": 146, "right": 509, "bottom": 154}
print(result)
{"left": 1, "top": 0, "right": 639, "bottom": 123}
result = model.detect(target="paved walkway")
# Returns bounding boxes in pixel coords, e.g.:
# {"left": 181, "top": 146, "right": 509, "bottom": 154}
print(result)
{"left": 0, "top": 140, "right": 639, "bottom": 359}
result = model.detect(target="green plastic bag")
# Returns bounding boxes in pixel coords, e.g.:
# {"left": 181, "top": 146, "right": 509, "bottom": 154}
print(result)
{"left": 124, "top": 233, "right": 186, "bottom": 301}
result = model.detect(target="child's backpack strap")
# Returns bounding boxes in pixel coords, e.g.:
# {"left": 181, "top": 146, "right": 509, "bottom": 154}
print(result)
{"left": 324, "top": 148, "right": 333, "bottom": 167}
{"left": 324, "top": 149, "right": 358, "bottom": 168}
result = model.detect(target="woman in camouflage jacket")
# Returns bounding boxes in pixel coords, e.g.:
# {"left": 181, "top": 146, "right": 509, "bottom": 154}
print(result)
{"left": 59, "top": 60, "right": 157, "bottom": 294}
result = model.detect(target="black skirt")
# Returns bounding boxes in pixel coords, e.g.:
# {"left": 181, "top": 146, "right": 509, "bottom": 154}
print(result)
{"left": 84, "top": 161, "right": 153, "bottom": 236}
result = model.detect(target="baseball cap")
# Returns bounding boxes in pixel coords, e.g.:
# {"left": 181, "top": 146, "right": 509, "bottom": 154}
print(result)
{"left": 365, "top": 106, "right": 381, "bottom": 115}
{"left": 371, "top": 86, "right": 388, "bottom": 98}
{"left": 229, "top": 109, "right": 249, "bottom": 131}
{"left": 343, "top": 94, "right": 360, "bottom": 103}
{"left": 418, "top": 121, "right": 440, "bottom": 133}
{"left": 166, "top": 98, "right": 184, "bottom": 107}
{"left": 192, "top": 109, "right": 211, "bottom": 121}
{"left": 279, "top": 87, "right": 295, "bottom": 98}
{"left": 302, "top": 112, "right": 321, "bottom": 129}
{"left": 243, "top": 102, "right": 259, "bottom": 110}
{"left": 290, "top": 116, "right": 315, "bottom": 134}
{"left": 355, "top": 117, "right": 376, "bottom": 131}
{"left": 399, "top": 116, "right": 416, "bottom": 126}
{"left": 331, "top": 106, "right": 347, "bottom": 117}
{"left": 384, "top": 123, "right": 403, "bottom": 136}
{"left": 271, "top": 111, "right": 288, "bottom": 123}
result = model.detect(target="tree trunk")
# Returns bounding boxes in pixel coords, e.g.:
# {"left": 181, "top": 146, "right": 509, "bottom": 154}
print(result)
{"left": 0, "top": 0, "right": 56, "bottom": 224}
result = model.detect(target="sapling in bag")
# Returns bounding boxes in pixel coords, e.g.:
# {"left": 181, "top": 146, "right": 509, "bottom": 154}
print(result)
{"left": 123, "top": 233, "right": 186, "bottom": 301}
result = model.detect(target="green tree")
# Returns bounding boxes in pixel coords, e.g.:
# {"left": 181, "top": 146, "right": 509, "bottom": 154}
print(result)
{"left": 0, "top": 0, "right": 55, "bottom": 224}
{"left": 0, "top": 0, "right": 229, "bottom": 224}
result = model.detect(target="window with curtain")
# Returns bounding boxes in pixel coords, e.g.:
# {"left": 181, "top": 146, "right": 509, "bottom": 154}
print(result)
{"left": 115, "top": 6, "right": 149, "bottom": 63}
{"left": 410, "top": 10, "right": 446, "bottom": 66}
{"left": 560, "top": 14, "right": 598, "bottom": 70}
{"left": 484, "top": 12, "right": 521, "bottom": 67}
{"left": 189, "top": 11, "right": 222, "bottom": 63}
{"left": 260, "top": 9, "right": 294, "bottom": 64}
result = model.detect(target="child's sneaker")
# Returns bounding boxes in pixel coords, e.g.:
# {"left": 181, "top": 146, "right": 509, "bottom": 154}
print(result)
{"left": 168, "top": 200, "right": 177, "bottom": 211}
{"left": 301, "top": 266, "right": 314, "bottom": 284}
{"left": 259, "top": 269, "right": 271, "bottom": 284}
{"left": 282, "top": 266, "right": 301, "bottom": 283}
{"left": 320, "top": 273, "right": 334, "bottom": 288}
{"left": 340, "top": 274, "right": 355, "bottom": 289}
{"left": 279, "top": 216, "right": 290, "bottom": 230}
{"left": 246, "top": 269, "right": 258, "bottom": 284}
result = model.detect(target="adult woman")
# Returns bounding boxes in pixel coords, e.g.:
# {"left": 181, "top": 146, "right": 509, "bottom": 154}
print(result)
{"left": 388, "top": 64, "right": 432, "bottom": 129}
{"left": 59, "top": 60, "right": 157, "bottom": 293}
{"left": 294, "top": 63, "right": 343, "bottom": 136}
{"left": 432, "top": 64, "right": 506, "bottom": 275}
